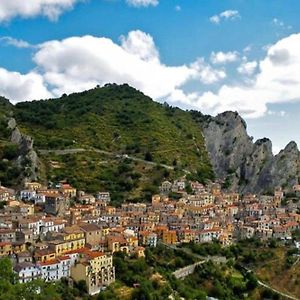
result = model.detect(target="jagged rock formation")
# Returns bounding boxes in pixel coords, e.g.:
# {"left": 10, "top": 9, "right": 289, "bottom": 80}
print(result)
{"left": 8, "top": 118, "right": 40, "bottom": 183}
{"left": 199, "top": 111, "right": 300, "bottom": 193}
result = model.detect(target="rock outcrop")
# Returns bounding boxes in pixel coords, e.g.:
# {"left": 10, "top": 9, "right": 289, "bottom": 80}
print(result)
{"left": 8, "top": 118, "right": 39, "bottom": 182}
{"left": 200, "top": 111, "right": 300, "bottom": 193}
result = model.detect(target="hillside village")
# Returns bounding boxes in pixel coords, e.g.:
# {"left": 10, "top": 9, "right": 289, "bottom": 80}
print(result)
{"left": 0, "top": 177, "right": 300, "bottom": 296}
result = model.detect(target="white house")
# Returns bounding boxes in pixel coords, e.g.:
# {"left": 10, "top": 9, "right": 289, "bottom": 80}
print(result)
{"left": 14, "top": 262, "right": 41, "bottom": 283}
{"left": 20, "top": 190, "right": 36, "bottom": 202}
{"left": 38, "top": 256, "right": 71, "bottom": 282}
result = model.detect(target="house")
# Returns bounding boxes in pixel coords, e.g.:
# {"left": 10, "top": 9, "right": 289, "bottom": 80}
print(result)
{"left": 0, "top": 228, "right": 16, "bottom": 243}
{"left": 96, "top": 192, "right": 111, "bottom": 203}
{"left": 24, "top": 182, "right": 42, "bottom": 191}
{"left": 162, "top": 230, "right": 177, "bottom": 245}
{"left": 20, "top": 190, "right": 36, "bottom": 201}
{"left": 17, "top": 251, "right": 33, "bottom": 263}
{"left": 0, "top": 186, "right": 15, "bottom": 202}
{"left": 71, "top": 250, "right": 115, "bottom": 295}
{"left": 38, "top": 256, "right": 71, "bottom": 282}
{"left": 35, "top": 248, "right": 57, "bottom": 263}
{"left": 14, "top": 262, "right": 41, "bottom": 283}
{"left": 34, "top": 194, "right": 46, "bottom": 205}
{"left": 80, "top": 224, "right": 102, "bottom": 248}
{"left": 0, "top": 242, "right": 12, "bottom": 256}
{"left": 160, "top": 181, "right": 172, "bottom": 194}
{"left": 139, "top": 231, "right": 157, "bottom": 247}
{"left": 45, "top": 195, "right": 69, "bottom": 216}
{"left": 59, "top": 183, "right": 77, "bottom": 198}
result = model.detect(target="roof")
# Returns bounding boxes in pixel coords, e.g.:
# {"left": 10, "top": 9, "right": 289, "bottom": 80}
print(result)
{"left": 80, "top": 224, "right": 100, "bottom": 232}
{"left": 14, "top": 262, "right": 36, "bottom": 272}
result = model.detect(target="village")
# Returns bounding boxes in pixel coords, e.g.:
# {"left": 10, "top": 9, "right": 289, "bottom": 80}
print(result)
{"left": 0, "top": 178, "right": 300, "bottom": 296}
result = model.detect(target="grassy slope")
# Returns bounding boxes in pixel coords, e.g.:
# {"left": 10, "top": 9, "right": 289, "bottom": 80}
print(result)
{"left": 15, "top": 84, "right": 211, "bottom": 171}
{"left": 12, "top": 84, "right": 213, "bottom": 202}
{"left": 254, "top": 247, "right": 300, "bottom": 298}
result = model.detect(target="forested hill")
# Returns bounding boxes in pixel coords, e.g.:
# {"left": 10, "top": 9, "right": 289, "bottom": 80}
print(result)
{"left": 5, "top": 84, "right": 214, "bottom": 203}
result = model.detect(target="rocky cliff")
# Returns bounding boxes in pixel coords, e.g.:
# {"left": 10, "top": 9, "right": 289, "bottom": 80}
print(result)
{"left": 7, "top": 118, "right": 40, "bottom": 184}
{"left": 196, "top": 111, "right": 300, "bottom": 193}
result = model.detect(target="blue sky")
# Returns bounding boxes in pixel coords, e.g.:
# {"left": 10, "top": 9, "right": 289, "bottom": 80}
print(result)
{"left": 0, "top": 0, "right": 300, "bottom": 153}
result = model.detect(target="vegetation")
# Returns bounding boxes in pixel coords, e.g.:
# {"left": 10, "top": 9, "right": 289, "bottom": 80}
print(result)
{"left": 6, "top": 84, "right": 214, "bottom": 195}
{"left": 40, "top": 151, "right": 185, "bottom": 205}
{"left": 15, "top": 84, "right": 211, "bottom": 171}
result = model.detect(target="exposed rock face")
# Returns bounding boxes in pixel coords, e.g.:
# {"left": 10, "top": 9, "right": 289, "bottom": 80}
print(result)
{"left": 200, "top": 111, "right": 300, "bottom": 193}
{"left": 8, "top": 118, "right": 39, "bottom": 182}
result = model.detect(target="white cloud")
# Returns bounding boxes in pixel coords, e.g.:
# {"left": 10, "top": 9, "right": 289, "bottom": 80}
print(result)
{"left": 190, "top": 58, "right": 226, "bottom": 84}
{"left": 175, "top": 5, "right": 181, "bottom": 12}
{"left": 0, "top": 31, "right": 225, "bottom": 104}
{"left": 31, "top": 31, "right": 224, "bottom": 99}
{"left": 194, "top": 33, "right": 300, "bottom": 118}
{"left": 0, "top": 0, "right": 83, "bottom": 22}
{"left": 210, "top": 51, "right": 239, "bottom": 64}
{"left": 4, "top": 30, "right": 300, "bottom": 122}
{"left": 237, "top": 60, "right": 258, "bottom": 75}
{"left": 0, "top": 68, "right": 52, "bottom": 102}
{"left": 210, "top": 10, "right": 240, "bottom": 24}
{"left": 120, "top": 30, "right": 159, "bottom": 63}
{"left": 0, "top": 36, "right": 34, "bottom": 48}
{"left": 126, "top": 0, "right": 158, "bottom": 7}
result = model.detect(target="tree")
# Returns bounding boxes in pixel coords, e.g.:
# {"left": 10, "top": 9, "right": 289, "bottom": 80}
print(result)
{"left": 0, "top": 257, "right": 15, "bottom": 283}
{"left": 144, "top": 151, "right": 153, "bottom": 162}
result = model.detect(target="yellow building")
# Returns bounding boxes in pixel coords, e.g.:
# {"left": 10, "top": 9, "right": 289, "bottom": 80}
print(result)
{"left": 162, "top": 230, "right": 177, "bottom": 245}
{"left": 63, "top": 226, "right": 85, "bottom": 241}
{"left": 71, "top": 250, "right": 115, "bottom": 295}
{"left": 49, "top": 237, "right": 86, "bottom": 256}
{"left": 0, "top": 242, "right": 12, "bottom": 256}
{"left": 35, "top": 248, "right": 57, "bottom": 262}
{"left": 24, "top": 182, "right": 42, "bottom": 191}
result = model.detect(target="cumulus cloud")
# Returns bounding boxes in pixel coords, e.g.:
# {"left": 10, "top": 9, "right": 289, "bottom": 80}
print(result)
{"left": 190, "top": 58, "right": 226, "bottom": 84}
{"left": 120, "top": 30, "right": 159, "bottom": 63}
{"left": 0, "top": 0, "right": 83, "bottom": 22}
{"left": 126, "top": 0, "right": 158, "bottom": 7}
{"left": 31, "top": 30, "right": 225, "bottom": 99}
{"left": 194, "top": 33, "right": 300, "bottom": 118}
{"left": 237, "top": 59, "right": 258, "bottom": 75}
{"left": 2, "top": 30, "right": 300, "bottom": 121}
{"left": 0, "top": 30, "right": 225, "bottom": 104}
{"left": 0, "top": 68, "right": 52, "bottom": 102}
{"left": 210, "top": 51, "right": 239, "bottom": 64}
{"left": 210, "top": 10, "right": 240, "bottom": 24}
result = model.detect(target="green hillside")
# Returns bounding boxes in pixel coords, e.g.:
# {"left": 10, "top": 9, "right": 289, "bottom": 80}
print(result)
{"left": 7, "top": 84, "right": 213, "bottom": 203}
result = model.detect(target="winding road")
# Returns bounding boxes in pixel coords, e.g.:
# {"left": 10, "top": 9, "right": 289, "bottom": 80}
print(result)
{"left": 38, "top": 147, "right": 191, "bottom": 173}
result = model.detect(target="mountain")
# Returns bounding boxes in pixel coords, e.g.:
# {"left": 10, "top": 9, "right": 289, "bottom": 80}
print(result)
{"left": 11, "top": 84, "right": 213, "bottom": 204}
{"left": 192, "top": 110, "right": 300, "bottom": 193}
{"left": 1, "top": 83, "right": 299, "bottom": 198}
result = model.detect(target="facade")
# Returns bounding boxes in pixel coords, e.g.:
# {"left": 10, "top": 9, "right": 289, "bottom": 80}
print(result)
{"left": 71, "top": 251, "right": 115, "bottom": 295}
{"left": 14, "top": 262, "right": 41, "bottom": 284}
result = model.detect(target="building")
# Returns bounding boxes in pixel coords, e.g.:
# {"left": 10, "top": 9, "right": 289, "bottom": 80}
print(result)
{"left": 45, "top": 195, "right": 69, "bottom": 216}
{"left": 14, "top": 262, "right": 41, "bottom": 284}
{"left": 38, "top": 256, "right": 71, "bottom": 282}
{"left": 71, "top": 250, "right": 115, "bottom": 295}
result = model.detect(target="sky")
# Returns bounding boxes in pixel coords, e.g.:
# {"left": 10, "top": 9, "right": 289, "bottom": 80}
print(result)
{"left": 0, "top": 0, "right": 300, "bottom": 154}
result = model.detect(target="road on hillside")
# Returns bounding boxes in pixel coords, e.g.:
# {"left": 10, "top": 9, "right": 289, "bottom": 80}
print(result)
{"left": 164, "top": 243, "right": 299, "bottom": 300}
{"left": 38, "top": 148, "right": 191, "bottom": 174}
{"left": 240, "top": 265, "right": 300, "bottom": 300}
